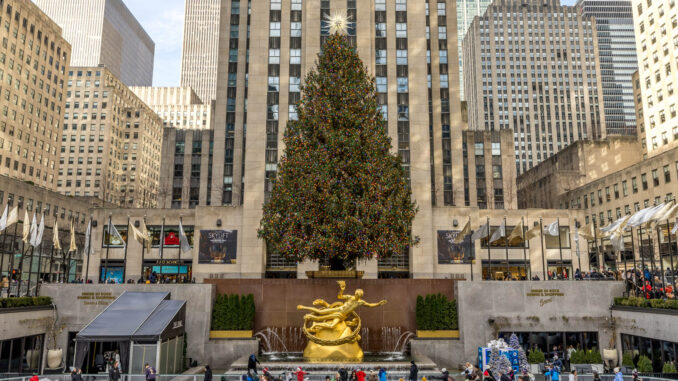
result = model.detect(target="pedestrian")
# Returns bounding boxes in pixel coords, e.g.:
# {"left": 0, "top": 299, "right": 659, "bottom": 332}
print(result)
{"left": 30, "top": 373, "right": 39, "bottom": 381}
{"left": 614, "top": 368, "right": 623, "bottom": 381}
{"left": 378, "top": 367, "right": 387, "bottom": 381}
{"left": 592, "top": 371, "right": 601, "bottom": 381}
{"left": 544, "top": 365, "right": 559, "bottom": 381}
{"left": 109, "top": 361, "right": 121, "bottom": 381}
{"left": 350, "top": 370, "right": 358, "bottom": 381}
{"left": 71, "top": 368, "right": 83, "bottom": 381}
{"left": 204, "top": 365, "right": 213, "bottom": 381}
{"left": 326, "top": 376, "right": 332, "bottom": 381}
{"left": 484, "top": 366, "right": 496, "bottom": 381}
{"left": 339, "top": 368, "right": 349, "bottom": 381}
{"left": 263, "top": 368, "right": 273, "bottom": 381}
{"left": 356, "top": 368, "right": 366, "bottom": 381}
{"left": 294, "top": 367, "right": 307, "bottom": 381}
{"left": 568, "top": 369, "right": 577, "bottom": 381}
{"left": 499, "top": 370, "right": 511, "bottom": 381}
{"left": 632, "top": 369, "right": 639, "bottom": 381}
{"left": 409, "top": 361, "right": 418, "bottom": 381}
{"left": 144, "top": 363, "right": 157, "bottom": 381}
{"left": 437, "top": 368, "right": 450, "bottom": 381}
{"left": 369, "top": 370, "right": 378, "bottom": 381}
{"left": 472, "top": 366, "right": 481, "bottom": 381}
{"left": 248, "top": 354, "right": 260, "bottom": 377}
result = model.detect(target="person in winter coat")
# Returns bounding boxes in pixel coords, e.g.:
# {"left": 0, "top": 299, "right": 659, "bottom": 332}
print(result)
{"left": 294, "top": 367, "right": 307, "bottom": 381}
{"left": 204, "top": 365, "right": 213, "bottom": 381}
{"left": 614, "top": 368, "right": 624, "bottom": 381}
{"left": 144, "top": 364, "right": 158, "bottom": 381}
{"left": 356, "top": 369, "right": 366, "bottom": 381}
{"left": 409, "top": 361, "right": 418, "bottom": 381}
{"left": 338, "top": 369, "right": 349, "bottom": 381}
{"left": 499, "top": 371, "right": 511, "bottom": 381}
{"left": 544, "top": 365, "right": 560, "bottom": 381}
{"left": 369, "top": 370, "right": 378, "bottom": 381}
{"left": 437, "top": 368, "right": 450, "bottom": 381}
{"left": 109, "top": 361, "right": 121, "bottom": 381}
{"left": 248, "top": 354, "right": 260, "bottom": 376}
{"left": 378, "top": 368, "right": 388, "bottom": 381}
{"left": 71, "top": 368, "right": 83, "bottom": 381}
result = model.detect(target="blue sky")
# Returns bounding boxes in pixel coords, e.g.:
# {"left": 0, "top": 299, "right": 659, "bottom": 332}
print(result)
{"left": 125, "top": 0, "right": 184, "bottom": 87}
{"left": 126, "top": 0, "right": 578, "bottom": 87}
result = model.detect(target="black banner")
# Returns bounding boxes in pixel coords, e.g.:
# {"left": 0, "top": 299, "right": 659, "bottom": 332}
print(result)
{"left": 437, "top": 230, "right": 475, "bottom": 264}
{"left": 198, "top": 230, "right": 237, "bottom": 264}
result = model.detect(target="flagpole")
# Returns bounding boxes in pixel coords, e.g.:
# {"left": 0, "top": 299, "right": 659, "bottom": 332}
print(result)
{"left": 85, "top": 217, "right": 92, "bottom": 283}
{"left": 0, "top": 220, "right": 7, "bottom": 279}
{"left": 655, "top": 223, "right": 663, "bottom": 282}
{"left": 630, "top": 226, "right": 637, "bottom": 292}
{"left": 122, "top": 216, "right": 129, "bottom": 283}
{"left": 140, "top": 216, "right": 146, "bottom": 282}
{"left": 159, "top": 217, "right": 165, "bottom": 260}
{"left": 469, "top": 217, "right": 473, "bottom": 281}
{"left": 557, "top": 218, "right": 565, "bottom": 279}
{"left": 522, "top": 217, "right": 528, "bottom": 280}
{"left": 26, "top": 245, "right": 34, "bottom": 296}
{"left": 48, "top": 222, "right": 54, "bottom": 283}
{"left": 9, "top": 221, "right": 18, "bottom": 284}
{"left": 37, "top": 230, "right": 44, "bottom": 293}
{"left": 593, "top": 219, "right": 600, "bottom": 272}
{"left": 621, "top": 228, "right": 627, "bottom": 275}
{"left": 486, "top": 217, "right": 491, "bottom": 280}
{"left": 104, "top": 215, "right": 112, "bottom": 283}
{"left": 666, "top": 219, "right": 676, "bottom": 300}
{"left": 540, "top": 218, "right": 546, "bottom": 280}
{"left": 649, "top": 225, "right": 657, "bottom": 277}
{"left": 504, "top": 216, "right": 509, "bottom": 280}
{"left": 67, "top": 217, "right": 74, "bottom": 283}
{"left": 639, "top": 226, "right": 646, "bottom": 281}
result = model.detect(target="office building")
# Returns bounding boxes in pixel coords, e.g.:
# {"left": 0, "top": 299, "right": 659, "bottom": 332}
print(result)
{"left": 35, "top": 0, "right": 154, "bottom": 86}
{"left": 130, "top": 86, "right": 214, "bottom": 130}
{"left": 58, "top": 66, "right": 163, "bottom": 208}
{"left": 463, "top": 0, "right": 607, "bottom": 175}
{"left": 577, "top": 0, "right": 638, "bottom": 136}
{"left": 180, "top": 0, "right": 225, "bottom": 104}
{"left": 632, "top": 0, "right": 678, "bottom": 157}
{"left": 0, "top": 0, "right": 71, "bottom": 190}
{"left": 456, "top": 0, "right": 493, "bottom": 100}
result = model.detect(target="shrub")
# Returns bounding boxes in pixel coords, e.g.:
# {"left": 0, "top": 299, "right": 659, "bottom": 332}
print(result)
{"left": 211, "top": 293, "right": 255, "bottom": 330}
{"left": 662, "top": 362, "right": 677, "bottom": 374}
{"left": 570, "top": 350, "right": 587, "bottom": 364}
{"left": 0, "top": 296, "right": 52, "bottom": 309}
{"left": 622, "top": 352, "right": 634, "bottom": 367}
{"left": 614, "top": 297, "right": 678, "bottom": 310}
{"left": 637, "top": 355, "right": 653, "bottom": 373}
{"left": 528, "top": 349, "right": 546, "bottom": 364}
{"left": 415, "top": 293, "right": 457, "bottom": 330}
{"left": 586, "top": 349, "right": 603, "bottom": 364}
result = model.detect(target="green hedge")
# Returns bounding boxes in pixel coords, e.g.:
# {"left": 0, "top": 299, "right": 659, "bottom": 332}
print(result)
{"left": 569, "top": 349, "right": 602, "bottom": 364}
{"left": 637, "top": 355, "right": 653, "bottom": 372}
{"left": 663, "top": 362, "right": 677, "bottom": 373}
{"left": 415, "top": 293, "right": 458, "bottom": 330}
{"left": 0, "top": 296, "right": 52, "bottom": 309}
{"left": 211, "top": 294, "right": 255, "bottom": 330}
{"left": 614, "top": 297, "right": 678, "bottom": 310}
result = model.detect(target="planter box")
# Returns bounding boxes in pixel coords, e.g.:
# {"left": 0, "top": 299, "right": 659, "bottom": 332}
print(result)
{"left": 529, "top": 364, "right": 542, "bottom": 374}
{"left": 571, "top": 364, "right": 604, "bottom": 374}
{"left": 416, "top": 330, "right": 460, "bottom": 339}
{"left": 305, "top": 270, "right": 365, "bottom": 279}
{"left": 210, "top": 330, "right": 253, "bottom": 339}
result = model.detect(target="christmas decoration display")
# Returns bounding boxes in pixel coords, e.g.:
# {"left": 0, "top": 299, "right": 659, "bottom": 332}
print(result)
{"left": 258, "top": 31, "right": 418, "bottom": 265}
{"left": 509, "top": 333, "right": 530, "bottom": 374}
{"left": 489, "top": 346, "right": 515, "bottom": 379}
{"left": 479, "top": 338, "right": 520, "bottom": 378}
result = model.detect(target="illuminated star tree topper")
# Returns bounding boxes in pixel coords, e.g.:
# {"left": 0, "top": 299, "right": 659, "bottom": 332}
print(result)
{"left": 326, "top": 12, "right": 350, "bottom": 35}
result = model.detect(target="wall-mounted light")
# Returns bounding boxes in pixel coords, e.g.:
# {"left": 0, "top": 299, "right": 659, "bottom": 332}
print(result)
{"left": 134, "top": 220, "right": 140, "bottom": 228}
{"left": 453, "top": 219, "right": 459, "bottom": 227}
{"left": 92, "top": 220, "right": 98, "bottom": 227}
{"left": 216, "top": 219, "right": 222, "bottom": 227}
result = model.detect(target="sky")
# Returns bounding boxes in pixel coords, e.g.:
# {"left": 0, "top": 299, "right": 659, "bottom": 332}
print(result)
{"left": 125, "top": 0, "right": 579, "bottom": 87}
{"left": 125, "top": 0, "right": 185, "bottom": 87}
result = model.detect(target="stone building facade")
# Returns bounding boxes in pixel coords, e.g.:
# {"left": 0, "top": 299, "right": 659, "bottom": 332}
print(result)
{"left": 0, "top": 0, "right": 71, "bottom": 190}
{"left": 57, "top": 66, "right": 162, "bottom": 208}
{"left": 130, "top": 86, "right": 214, "bottom": 130}
{"left": 463, "top": 0, "right": 606, "bottom": 174}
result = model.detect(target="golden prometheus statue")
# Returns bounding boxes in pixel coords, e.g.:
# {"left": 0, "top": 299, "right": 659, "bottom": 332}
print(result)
{"left": 297, "top": 280, "right": 387, "bottom": 361}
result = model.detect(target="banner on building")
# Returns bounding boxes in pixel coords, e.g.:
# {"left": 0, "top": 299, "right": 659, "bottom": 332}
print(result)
{"left": 437, "top": 230, "right": 475, "bottom": 264}
{"left": 198, "top": 230, "right": 237, "bottom": 264}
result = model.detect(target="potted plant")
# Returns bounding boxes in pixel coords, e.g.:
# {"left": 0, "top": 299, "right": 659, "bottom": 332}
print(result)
{"left": 527, "top": 348, "right": 546, "bottom": 374}
{"left": 663, "top": 362, "right": 677, "bottom": 374}
{"left": 637, "top": 355, "right": 653, "bottom": 373}
{"left": 44, "top": 316, "right": 65, "bottom": 368}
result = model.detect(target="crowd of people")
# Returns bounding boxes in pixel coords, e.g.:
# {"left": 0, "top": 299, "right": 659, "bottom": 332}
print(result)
{"left": 623, "top": 267, "right": 676, "bottom": 299}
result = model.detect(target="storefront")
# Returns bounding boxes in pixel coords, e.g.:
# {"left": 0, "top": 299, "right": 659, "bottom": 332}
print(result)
{"left": 621, "top": 333, "right": 678, "bottom": 372}
{"left": 481, "top": 260, "right": 531, "bottom": 280}
{"left": 142, "top": 259, "right": 192, "bottom": 283}
{"left": 500, "top": 331, "right": 599, "bottom": 369}
{"left": 0, "top": 334, "right": 44, "bottom": 375}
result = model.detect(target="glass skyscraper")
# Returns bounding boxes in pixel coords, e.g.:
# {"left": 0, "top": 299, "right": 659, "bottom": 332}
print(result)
{"left": 577, "top": 0, "right": 638, "bottom": 136}
{"left": 456, "top": 0, "right": 493, "bottom": 100}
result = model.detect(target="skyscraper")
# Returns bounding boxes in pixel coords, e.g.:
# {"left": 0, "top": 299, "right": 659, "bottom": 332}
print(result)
{"left": 0, "top": 0, "right": 71, "bottom": 190}
{"left": 180, "top": 0, "right": 226, "bottom": 104}
{"left": 34, "top": 0, "right": 155, "bottom": 86}
{"left": 463, "top": 0, "right": 606, "bottom": 174}
{"left": 456, "top": 0, "right": 493, "bottom": 100}
{"left": 577, "top": 0, "right": 638, "bottom": 136}
{"left": 632, "top": 0, "right": 678, "bottom": 156}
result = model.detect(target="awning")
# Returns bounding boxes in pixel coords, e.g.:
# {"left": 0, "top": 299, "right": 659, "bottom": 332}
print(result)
{"left": 76, "top": 291, "right": 186, "bottom": 342}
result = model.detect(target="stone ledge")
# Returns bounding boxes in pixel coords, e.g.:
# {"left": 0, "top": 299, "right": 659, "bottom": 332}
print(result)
{"left": 611, "top": 305, "right": 678, "bottom": 316}
{"left": 0, "top": 304, "right": 54, "bottom": 314}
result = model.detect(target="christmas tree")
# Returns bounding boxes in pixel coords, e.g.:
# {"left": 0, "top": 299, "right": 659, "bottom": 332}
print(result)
{"left": 489, "top": 346, "right": 514, "bottom": 379}
{"left": 509, "top": 333, "right": 530, "bottom": 373}
{"left": 258, "top": 20, "right": 418, "bottom": 265}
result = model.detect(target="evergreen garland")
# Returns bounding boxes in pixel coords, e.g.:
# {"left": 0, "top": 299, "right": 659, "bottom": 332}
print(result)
{"left": 258, "top": 33, "right": 418, "bottom": 264}
{"left": 211, "top": 294, "right": 255, "bottom": 330}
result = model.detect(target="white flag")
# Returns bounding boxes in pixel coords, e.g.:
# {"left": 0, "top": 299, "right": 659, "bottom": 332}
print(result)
{"left": 53, "top": 220, "right": 61, "bottom": 250}
{"left": 655, "top": 203, "right": 678, "bottom": 222}
{"left": 29, "top": 212, "right": 38, "bottom": 246}
{"left": 32, "top": 214, "right": 45, "bottom": 248}
{"left": 544, "top": 221, "right": 560, "bottom": 236}
{"left": 627, "top": 203, "right": 665, "bottom": 227}
{"left": 453, "top": 219, "right": 471, "bottom": 244}
{"left": 179, "top": 220, "right": 191, "bottom": 253}
{"left": 600, "top": 215, "right": 630, "bottom": 235}
{"left": 0, "top": 204, "right": 8, "bottom": 232}
{"left": 6, "top": 206, "right": 18, "bottom": 228}
{"left": 22, "top": 210, "right": 30, "bottom": 243}
{"left": 489, "top": 219, "right": 505, "bottom": 243}
{"left": 672, "top": 219, "right": 678, "bottom": 235}
{"left": 108, "top": 222, "right": 125, "bottom": 247}
{"left": 471, "top": 222, "right": 490, "bottom": 241}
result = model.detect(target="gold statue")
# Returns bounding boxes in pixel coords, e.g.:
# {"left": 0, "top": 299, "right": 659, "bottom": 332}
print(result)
{"left": 298, "top": 281, "right": 387, "bottom": 361}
